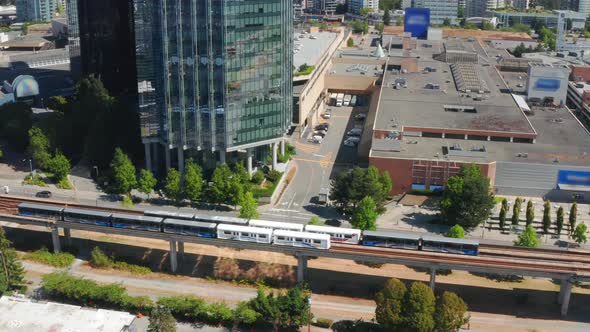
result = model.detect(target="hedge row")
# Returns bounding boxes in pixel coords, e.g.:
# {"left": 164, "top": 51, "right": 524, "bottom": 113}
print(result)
{"left": 24, "top": 247, "right": 75, "bottom": 267}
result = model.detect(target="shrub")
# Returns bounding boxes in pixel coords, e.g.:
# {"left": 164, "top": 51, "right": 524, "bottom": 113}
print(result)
{"left": 56, "top": 178, "right": 72, "bottom": 189}
{"left": 157, "top": 296, "right": 207, "bottom": 319}
{"left": 112, "top": 261, "right": 151, "bottom": 275}
{"left": 313, "top": 317, "right": 333, "bottom": 328}
{"left": 251, "top": 170, "right": 265, "bottom": 185}
{"left": 89, "top": 246, "right": 113, "bottom": 268}
{"left": 121, "top": 294, "right": 154, "bottom": 313}
{"left": 121, "top": 195, "right": 134, "bottom": 208}
{"left": 201, "top": 303, "right": 234, "bottom": 325}
{"left": 24, "top": 247, "right": 75, "bottom": 267}
{"left": 266, "top": 170, "right": 282, "bottom": 183}
{"left": 22, "top": 174, "right": 47, "bottom": 187}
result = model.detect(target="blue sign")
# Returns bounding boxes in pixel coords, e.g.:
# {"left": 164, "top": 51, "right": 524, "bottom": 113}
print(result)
{"left": 404, "top": 8, "right": 430, "bottom": 39}
{"left": 557, "top": 170, "right": 590, "bottom": 188}
{"left": 534, "top": 78, "right": 560, "bottom": 91}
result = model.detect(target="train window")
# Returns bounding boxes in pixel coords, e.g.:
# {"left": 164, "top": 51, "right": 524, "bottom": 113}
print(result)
{"left": 344, "top": 234, "right": 352, "bottom": 239}
{"left": 224, "top": 231, "right": 231, "bottom": 235}
{"left": 295, "top": 238, "right": 303, "bottom": 242}
{"left": 278, "top": 236, "right": 285, "bottom": 240}
{"left": 313, "top": 240, "right": 321, "bottom": 244}
{"left": 260, "top": 234, "right": 267, "bottom": 238}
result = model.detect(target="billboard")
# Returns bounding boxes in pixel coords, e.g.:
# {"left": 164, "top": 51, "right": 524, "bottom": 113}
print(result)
{"left": 557, "top": 170, "right": 590, "bottom": 191}
{"left": 404, "top": 8, "right": 430, "bottom": 39}
{"left": 534, "top": 78, "right": 561, "bottom": 91}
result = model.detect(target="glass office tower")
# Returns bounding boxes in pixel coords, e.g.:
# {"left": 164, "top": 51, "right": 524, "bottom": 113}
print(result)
{"left": 135, "top": 0, "right": 293, "bottom": 171}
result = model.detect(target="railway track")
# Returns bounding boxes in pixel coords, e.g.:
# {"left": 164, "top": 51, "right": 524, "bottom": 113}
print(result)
{"left": 1, "top": 194, "right": 589, "bottom": 267}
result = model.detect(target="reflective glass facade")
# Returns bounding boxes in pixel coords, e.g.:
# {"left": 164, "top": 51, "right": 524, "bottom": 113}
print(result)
{"left": 134, "top": 0, "right": 293, "bottom": 153}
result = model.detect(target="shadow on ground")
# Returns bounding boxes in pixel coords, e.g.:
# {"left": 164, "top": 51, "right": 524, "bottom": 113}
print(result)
{"left": 4, "top": 226, "right": 590, "bottom": 323}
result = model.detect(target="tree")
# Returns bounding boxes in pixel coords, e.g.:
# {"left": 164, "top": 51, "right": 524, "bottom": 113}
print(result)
{"left": 499, "top": 199, "right": 508, "bottom": 232}
{"left": 27, "top": 127, "right": 51, "bottom": 169}
{"left": 0, "top": 227, "right": 25, "bottom": 293}
{"left": 232, "top": 301, "right": 258, "bottom": 329}
{"left": 330, "top": 166, "right": 389, "bottom": 215}
{"left": 403, "top": 282, "right": 436, "bottom": 332}
{"left": 440, "top": 164, "right": 494, "bottom": 229}
{"left": 183, "top": 159, "right": 203, "bottom": 202}
{"left": 375, "top": 278, "right": 407, "bottom": 330}
{"left": 383, "top": 9, "right": 391, "bottom": 26}
{"left": 359, "top": 8, "right": 372, "bottom": 16}
{"left": 239, "top": 192, "right": 259, "bottom": 219}
{"left": 514, "top": 225, "right": 539, "bottom": 248}
{"left": 0, "top": 145, "right": 3, "bottom": 159}
{"left": 525, "top": 200, "right": 534, "bottom": 227}
{"left": 227, "top": 176, "right": 245, "bottom": 209}
{"left": 569, "top": 202, "right": 577, "bottom": 234}
{"left": 47, "top": 150, "right": 70, "bottom": 181}
{"left": 248, "top": 286, "right": 310, "bottom": 332}
{"left": 208, "top": 164, "right": 232, "bottom": 204}
{"left": 447, "top": 225, "right": 465, "bottom": 238}
{"left": 458, "top": 6, "right": 464, "bottom": 18}
{"left": 542, "top": 201, "right": 551, "bottom": 234}
{"left": 347, "top": 37, "right": 354, "bottom": 47}
{"left": 556, "top": 206, "right": 564, "bottom": 235}
{"left": 442, "top": 18, "right": 451, "bottom": 26}
{"left": 573, "top": 224, "right": 588, "bottom": 244}
{"left": 308, "top": 216, "right": 322, "bottom": 225}
{"left": 46, "top": 96, "right": 68, "bottom": 113}
{"left": 148, "top": 306, "right": 176, "bottom": 332}
{"left": 380, "top": 171, "right": 393, "bottom": 199}
{"left": 350, "top": 196, "right": 378, "bottom": 231}
{"left": 512, "top": 197, "right": 522, "bottom": 225}
{"left": 56, "top": 3, "right": 64, "bottom": 15}
{"left": 110, "top": 148, "right": 137, "bottom": 196}
{"left": 138, "top": 169, "right": 157, "bottom": 199}
{"left": 434, "top": 291, "right": 469, "bottom": 332}
{"left": 163, "top": 169, "right": 182, "bottom": 203}
{"left": 375, "top": 22, "right": 385, "bottom": 33}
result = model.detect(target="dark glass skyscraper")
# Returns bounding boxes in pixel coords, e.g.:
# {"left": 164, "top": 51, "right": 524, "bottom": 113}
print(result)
{"left": 134, "top": 0, "right": 293, "bottom": 172}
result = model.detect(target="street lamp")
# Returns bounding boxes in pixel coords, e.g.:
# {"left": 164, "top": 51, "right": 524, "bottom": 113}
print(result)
{"left": 307, "top": 297, "right": 312, "bottom": 332}
{"left": 22, "top": 159, "right": 32, "bottom": 174}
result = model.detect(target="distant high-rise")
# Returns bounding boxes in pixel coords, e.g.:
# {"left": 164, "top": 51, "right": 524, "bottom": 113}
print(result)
{"left": 349, "top": 0, "right": 379, "bottom": 15}
{"left": 405, "top": 0, "right": 459, "bottom": 25}
{"left": 313, "top": 0, "right": 337, "bottom": 15}
{"left": 16, "top": 0, "right": 63, "bottom": 22}
{"left": 134, "top": 0, "right": 293, "bottom": 172}
{"left": 465, "top": 0, "right": 504, "bottom": 18}
{"left": 580, "top": 0, "right": 590, "bottom": 17}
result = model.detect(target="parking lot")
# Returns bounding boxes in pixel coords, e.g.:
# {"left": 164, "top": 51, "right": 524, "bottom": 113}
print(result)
{"left": 270, "top": 95, "right": 371, "bottom": 223}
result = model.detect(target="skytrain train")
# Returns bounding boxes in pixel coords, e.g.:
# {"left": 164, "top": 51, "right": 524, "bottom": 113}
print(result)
{"left": 17, "top": 203, "right": 479, "bottom": 255}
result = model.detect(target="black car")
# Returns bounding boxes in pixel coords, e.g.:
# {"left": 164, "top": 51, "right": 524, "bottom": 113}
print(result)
{"left": 315, "top": 123, "right": 329, "bottom": 131}
{"left": 36, "top": 191, "right": 52, "bottom": 198}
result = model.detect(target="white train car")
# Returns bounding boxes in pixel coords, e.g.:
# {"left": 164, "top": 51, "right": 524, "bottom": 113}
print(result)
{"left": 273, "top": 230, "right": 330, "bottom": 250}
{"left": 248, "top": 219, "right": 304, "bottom": 232}
{"left": 206, "top": 215, "right": 249, "bottom": 226}
{"left": 304, "top": 224, "right": 361, "bottom": 244}
{"left": 216, "top": 224, "right": 272, "bottom": 244}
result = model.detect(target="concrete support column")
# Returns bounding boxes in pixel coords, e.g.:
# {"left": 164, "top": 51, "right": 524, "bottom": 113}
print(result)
{"left": 144, "top": 143, "right": 152, "bottom": 172}
{"left": 247, "top": 152, "right": 253, "bottom": 176}
{"left": 63, "top": 228, "right": 71, "bottom": 247}
{"left": 532, "top": 139, "right": 536, "bottom": 143}
{"left": 280, "top": 139, "right": 285, "bottom": 156}
{"left": 169, "top": 240, "right": 178, "bottom": 273}
{"left": 429, "top": 268, "right": 436, "bottom": 291}
{"left": 510, "top": 137, "right": 514, "bottom": 143}
{"left": 51, "top": 227, "right": 61, "bottom": 253}
{"left": 487, "top": 136, "right": 491, "bottom": 141}
{"left": 219, "top": 150, "right": 226, "bottom": 164}
{"left": 164, "top": 145, "right": 171, "bottom": 171}
{"left": 297, "top": 254, "right": 308, "bottom": 284}
{"left": 464, "top": 134, "right": 468, "bottom": 140}
{"left": 177, "top": 147, "right": 184, "bottom": 175}
{"left": 560, "top": 280, "right": 573, "bottom": 317}
{"left": 272, "top": 142, "right": 278, "bottom": 170}
{"left": 178, "top": 241, "right": 184, "bottom": 264}
{"left": 441, "top": 133, "right": 445, "bottom": 138}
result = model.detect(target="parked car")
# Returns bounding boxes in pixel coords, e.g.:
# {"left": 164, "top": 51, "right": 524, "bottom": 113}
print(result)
{"left": 315, "top": 123, "right": 329, "bottom": 131}
{"left": 313, "top": 130, "right": 326, "bottom": 137}
{"left": 322, "top": 110, "right": 332, "bottom": 119}
{"left": 347, "top": 128, "right": 362, "bottom": 137}
{"left": 355, "top": 113, "right": 367, "bottom": 120}
{"left": 310, "top": 135, "right": 323, "bottom": 144}
{"left": 36, "top": 191, "right": 52, "bottom": 198}
{"left": 350, "top": 96, "right": 357, "bottom": 106}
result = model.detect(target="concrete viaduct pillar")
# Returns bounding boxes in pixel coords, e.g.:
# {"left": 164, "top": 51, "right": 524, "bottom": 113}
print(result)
{"left": 297, "top": 254, "right": 308, "bottom": 284}
{"left": 272, "top": 142, "right": 278, "bottom": 170}
{"left": 169, "top": 240, "right": 178, "bottom": 273}
{"left": 429, "top": 268, "right": 436, "bottom": 291}
{"left": 63, "top": 228, "right": 72, "bottom": 247}
{"left": 51, "top": 226, "right": 61, "bottom": 253}
{"left": 559, "top": 278, "right": 573, "bottom": 317}
{"left": 178, "top": 241, "right": 184, "bottom": 264}
{"left": 247, "top": 149, "right": 253, "bottom": 176}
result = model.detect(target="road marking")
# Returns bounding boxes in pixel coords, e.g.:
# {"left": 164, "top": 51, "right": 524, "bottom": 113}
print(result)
{"left": 263, "top": 213, "right": 309, "bottom": 220}
{"left": 292, "top": 157, "right": 335, "bottom": 165}
{"left": 313, "top": 154, "right": 325, "bottom": 157}
{"left": 271, "top": 208, "right": 301, "bottom": 213}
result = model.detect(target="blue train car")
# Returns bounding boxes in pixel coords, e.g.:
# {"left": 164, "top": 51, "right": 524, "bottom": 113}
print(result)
{"left": 162, "top": 218, "right": 217, "bottom": 238}
{"left": 111, "top": 213, "right": 162, "bottom": 232}
{"left": 63, "top": 208, "right": 111, "bottom": 227}
{"left": 361, "top": 230, "right": 421, "bottom": 250}
{"left": 421, "top": 236, "right": 479, "bottom": 256}
{"left": 17, "top": 202, "right": 63, "bottom": 220}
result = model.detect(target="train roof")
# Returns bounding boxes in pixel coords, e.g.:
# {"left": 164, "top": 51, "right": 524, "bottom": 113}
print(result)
{"left": 208, "top": 215, "right": 249, "bottom": 225}
{"left": 362, "top": 230, "right": 421, "bottom": 240}
{"left": 304, "top": 224, "right": 361, "bottom": 235}
{"left": 163, "top": 218, "right": 217, "bottom": 228}
{"left": 144, "top": 210, "right": 180, "bottom": 217}
{"left": 176, "top": 212, "right": 195, "bottom": 219}
{"left": 18, "top": 202, "right": 63, "bottom": 212}
{"left": 111, "top": 213, "right": 163, "bottom": 223}
{"left": 248, "top": 219, "right": 304, "bottom": 230}
{"left": 216, "top": 223, "right": 273, "bottom": 235}
{"left": 273, "top": 230, "right": 331, "bottom": 241}
{"left": 421, "top": 235, "right": 479, "bottom": 246}
{"left": 63, "top": 208, "right": 112, "bottom": 218}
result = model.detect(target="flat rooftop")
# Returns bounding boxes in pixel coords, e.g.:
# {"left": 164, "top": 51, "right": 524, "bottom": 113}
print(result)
{"left": 0, "top": 296, "right": 136, "bottom": 332}
{"left": 293, "top": 30, "right": 338, "bottom": 69}
{"left": 376, "top": 51, "right": 535, "bottom": 134}
{"left": 371, "top": 107, "right": 590, "bottom": 166}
